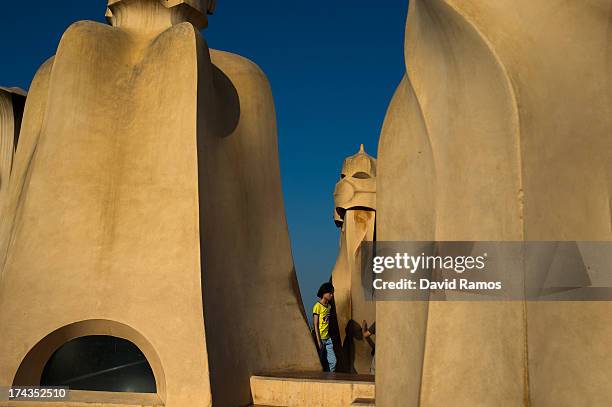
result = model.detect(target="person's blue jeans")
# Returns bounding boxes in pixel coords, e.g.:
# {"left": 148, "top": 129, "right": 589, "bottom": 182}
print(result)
{"left": 320, "top": 338, "right": 337, "bottom": 372}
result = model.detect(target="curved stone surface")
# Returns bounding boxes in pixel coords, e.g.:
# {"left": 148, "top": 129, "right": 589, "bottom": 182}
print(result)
{"left": 377, "top": 1, "right": 612, "bottom": 406}
{"left": 0, "top": 2, "right": 318, "bottom": 406}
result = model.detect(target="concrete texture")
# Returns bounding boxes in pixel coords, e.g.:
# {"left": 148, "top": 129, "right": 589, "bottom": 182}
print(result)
{"left": 331, "top": 145, "right": 376, "bottom": 374}
{"left": 376, "top": 0, "right": 612, "bottom": 406}
{"left": 0, "top": 1, "right": 318, "bottom": 406}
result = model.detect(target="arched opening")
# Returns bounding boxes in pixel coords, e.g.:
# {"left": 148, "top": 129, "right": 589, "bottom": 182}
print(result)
{"left": 13, "top": 319, "right": 165, "bottom": 401}
{"left": 40, "top": 335, "right": 156, "bottom": 393}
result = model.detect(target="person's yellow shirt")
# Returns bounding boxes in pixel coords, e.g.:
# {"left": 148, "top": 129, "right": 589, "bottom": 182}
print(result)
{"left": 313, "top": 301, "right": 331, "bottom": 340}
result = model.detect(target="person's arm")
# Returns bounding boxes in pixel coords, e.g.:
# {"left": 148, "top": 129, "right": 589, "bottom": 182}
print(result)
{"left": 313, "top": 313, "right": 322, "bottom": 350}
{"left": 362, "top": 320, "right": 375, "bottom": 351}
{"left": 362, "top": 320, "right": 372, "bottom": 338}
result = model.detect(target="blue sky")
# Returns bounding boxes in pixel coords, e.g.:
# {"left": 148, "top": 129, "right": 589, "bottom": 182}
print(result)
{"left": 0, "top": 1, "right": 408, "bottom": 313}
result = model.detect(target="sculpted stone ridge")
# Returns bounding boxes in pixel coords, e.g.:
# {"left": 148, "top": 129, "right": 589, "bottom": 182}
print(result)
{"left": 106, "top": 0, "right": 216, "bottom": 29}
{"left": 0, "top": 87, "right": 26, "bottom": 222}
{"left": 108, "top": 0, "right": 216, "bottom": 14}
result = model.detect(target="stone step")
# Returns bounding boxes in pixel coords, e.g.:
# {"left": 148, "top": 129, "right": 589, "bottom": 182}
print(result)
{"left": 250, "top": 371, "right": 375, "bottom": 407}
{"left": 351, "top": 398, "right": 376, "bottom": 407}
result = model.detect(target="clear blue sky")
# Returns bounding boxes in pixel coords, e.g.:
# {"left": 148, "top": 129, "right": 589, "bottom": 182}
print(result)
{"left": 0, "top": 1, "right": 407, "bottom": 314}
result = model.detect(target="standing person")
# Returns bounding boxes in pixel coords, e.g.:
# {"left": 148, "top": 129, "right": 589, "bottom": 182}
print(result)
{"left": 313, "top": 283, "right": 336, "bottom": 372}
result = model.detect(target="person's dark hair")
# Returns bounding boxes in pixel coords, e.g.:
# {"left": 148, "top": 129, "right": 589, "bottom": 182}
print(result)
{"left": 317, "top": 282, "right": 335, "bottom": 298}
